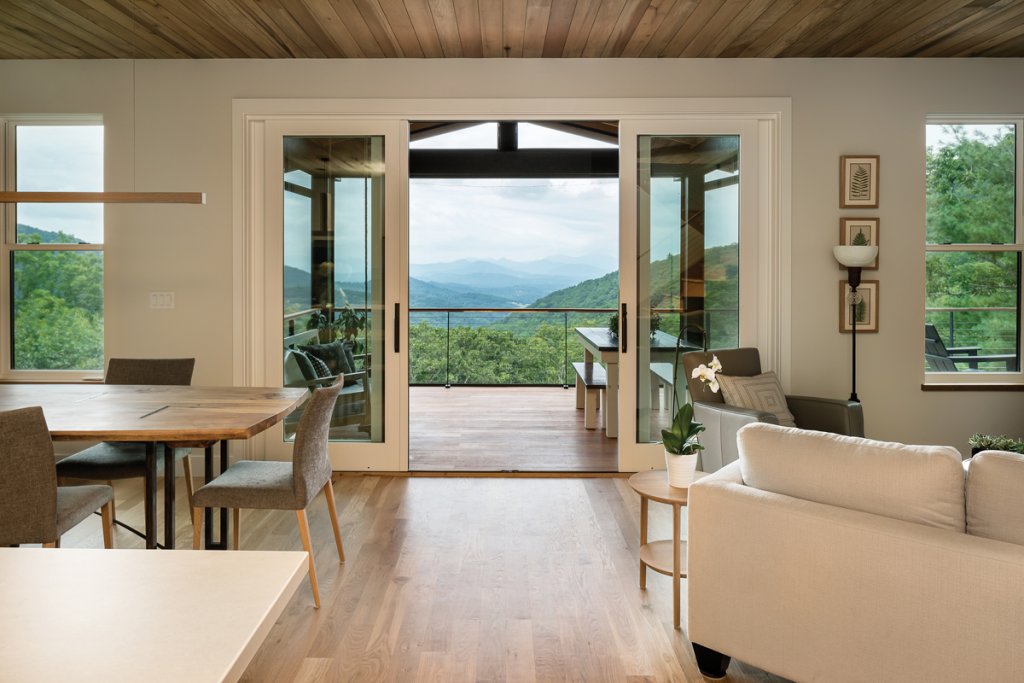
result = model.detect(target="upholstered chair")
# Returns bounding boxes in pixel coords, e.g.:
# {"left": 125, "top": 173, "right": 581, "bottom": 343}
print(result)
{"left": 191, "top": 378, "right": 345, "bottom": 609}
{"left": 56, "top": 358, "right": 197, "bottom": 537}
{"left": 0, "top": 406, "right": 113, "bottom": 548}
{"left": 681, "top": 348, "right": 864, "bottom": 472}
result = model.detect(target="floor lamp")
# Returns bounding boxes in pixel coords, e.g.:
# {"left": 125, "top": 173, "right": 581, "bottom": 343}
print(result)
{"left": 833, "top": 245, "right": 878, "bottom": 403}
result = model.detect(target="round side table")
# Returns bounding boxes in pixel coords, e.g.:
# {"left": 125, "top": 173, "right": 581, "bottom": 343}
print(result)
{"left": 627, "top": 469, "right": 706, "bottom": 629}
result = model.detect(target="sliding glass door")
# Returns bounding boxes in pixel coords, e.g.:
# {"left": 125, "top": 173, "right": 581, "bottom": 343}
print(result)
{"left": 618, "top": 120, "right": 760, "bottom": 471}
{"left": 263, "top": 120, "right": 405, "bottom": 470}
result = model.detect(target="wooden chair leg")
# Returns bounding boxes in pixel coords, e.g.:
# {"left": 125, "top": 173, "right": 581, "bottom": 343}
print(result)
{"left": 101, "top": 500, "right": 114, "bottom": 549}
{"left": 323, "top": 479, "right": 345, "bottom": 562}
{"left": 192, "top": 508, "right": 204, "bottom": 550}
{"left": 107, "top": 480, "right": 117, "bottom": 521}
{"left": 296, "top": 509, "right": 321, "bottom": 609}
{"left": 182, "top": 455, "right": 195, "bottom": 511}
{"left": 232, "top": 508, "right": 241, "bottom": 551}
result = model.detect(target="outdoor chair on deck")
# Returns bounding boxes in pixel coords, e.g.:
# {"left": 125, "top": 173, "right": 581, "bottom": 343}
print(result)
{"left": 0, "top": 406, "right": 114, "bottom": 548}
{"left": 191, "top": 378, "right": 346, "bottom": 609}
{"left": 55, "top": 358, "right": 197, "bottom": 539}
{"left": 924, "top": 323, "right": 1017, "bottom": 371}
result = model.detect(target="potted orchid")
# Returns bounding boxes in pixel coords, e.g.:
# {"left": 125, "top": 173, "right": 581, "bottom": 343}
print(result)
{"left": 661, "top": 325, "right": 721, "bottom": 487}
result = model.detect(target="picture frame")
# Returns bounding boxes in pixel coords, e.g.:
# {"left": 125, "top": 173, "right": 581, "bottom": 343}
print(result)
{"left": 839, "top": 280, "right": 879, "bottom": 333}
{"left": 839, "top": 155, "right": 879, "bottom": 208}
{"left": 838, "top": 217, "right": 879, "bottom": 269}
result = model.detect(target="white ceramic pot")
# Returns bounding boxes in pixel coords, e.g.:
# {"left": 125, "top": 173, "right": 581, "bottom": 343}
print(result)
{"left": 665, "top": 450, "right": 699, "bottom": 488}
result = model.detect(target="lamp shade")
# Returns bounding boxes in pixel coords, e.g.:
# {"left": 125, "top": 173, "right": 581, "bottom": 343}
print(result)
{"left": 833, "top": 245, "right": 878, "bottom": 268}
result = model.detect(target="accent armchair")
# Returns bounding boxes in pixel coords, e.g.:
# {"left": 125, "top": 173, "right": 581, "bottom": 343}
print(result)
{"left": 681, "top": 347, "right": 864, "bottom": 472}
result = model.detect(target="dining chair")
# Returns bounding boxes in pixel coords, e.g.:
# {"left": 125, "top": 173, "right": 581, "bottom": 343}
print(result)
{"left": 0, "top": 406, "right": 114, "bottom": 548}
{"left": 191, "top": 377, "right": 345, "bottom": 609}
{"left": 55, "top": 358, "right": 197, "bottom": 539}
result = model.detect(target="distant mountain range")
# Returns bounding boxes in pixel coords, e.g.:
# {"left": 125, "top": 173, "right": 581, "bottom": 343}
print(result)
{"left": 410, "top": 257, "right": 609, "bottom": 305}
{"left": 16, "top": 224, "right": 80, "bottom": 244}
{"left": 284, "top": 247, "right": 737, "bottom": 314}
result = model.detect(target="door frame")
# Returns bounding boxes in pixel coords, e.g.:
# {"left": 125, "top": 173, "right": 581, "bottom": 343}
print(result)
{"left": 233, "top": 98, "right": 791, "bottom": 472}
{"left": 618, "top": 118, "right": 762, "bottom": 472}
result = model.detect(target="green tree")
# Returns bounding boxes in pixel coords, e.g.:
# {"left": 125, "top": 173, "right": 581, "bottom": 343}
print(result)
{"left": 926, "top": 125, "right": 1017, "bottom": 362}
{"left": 12, "top": 228, "right": 104, "bottom": 370}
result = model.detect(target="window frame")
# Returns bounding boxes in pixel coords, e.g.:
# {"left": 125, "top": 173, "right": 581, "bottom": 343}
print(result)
{"left": 0, "top": 115, "right": 105, "bottom": 381}
{"left": 924, "top": 115, "right": 1024, "bottom": 386}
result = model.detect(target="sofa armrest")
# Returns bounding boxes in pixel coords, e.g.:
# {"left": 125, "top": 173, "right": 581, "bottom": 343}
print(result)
{"left": 686, "top": 470, "right": 1024, "bottom": 683}
{"left": 785, "top": 395, "right": 864, "bottom": 437}
{"left": 693, "top": 402, "right": 779, "bottom": 473}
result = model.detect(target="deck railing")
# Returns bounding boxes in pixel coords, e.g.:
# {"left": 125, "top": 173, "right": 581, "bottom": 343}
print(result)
{"left": 408, "top": 307, "right": 738, "bottom": 387}
{"left": 925, "top": 305, "right": 1019, "bottom": 371}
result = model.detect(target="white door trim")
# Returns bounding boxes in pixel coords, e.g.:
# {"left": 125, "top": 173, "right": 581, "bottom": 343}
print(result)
{"left": 233, "top": 97, "right": 790, "bottom": 470}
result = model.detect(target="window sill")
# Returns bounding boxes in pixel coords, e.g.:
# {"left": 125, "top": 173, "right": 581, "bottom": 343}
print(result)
{"left": 921, "top": 383, "right": 1024, "bottom": 391}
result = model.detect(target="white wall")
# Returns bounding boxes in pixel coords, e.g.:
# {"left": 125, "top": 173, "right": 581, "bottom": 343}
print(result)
{"left": 1, "top": 58, "right": 1022, "bottom": 454}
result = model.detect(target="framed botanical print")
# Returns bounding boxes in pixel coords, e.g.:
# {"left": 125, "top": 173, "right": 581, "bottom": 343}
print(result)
{"left": 840, "top": 155, "right": 879, "bottom": 208}
{"left": 839, "top": 217, "right": 879, "bottom": 269}
{"left": 839, "top": 280, "right": 879, "bottom": 333}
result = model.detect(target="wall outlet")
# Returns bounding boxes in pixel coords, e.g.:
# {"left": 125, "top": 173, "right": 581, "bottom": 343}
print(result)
{"left": 149, "top": 292, "right": 175, "bottom": 309}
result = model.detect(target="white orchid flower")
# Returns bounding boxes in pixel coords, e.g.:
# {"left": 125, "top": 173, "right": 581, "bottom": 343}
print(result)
{"left": 691, "top": 356, "right": 722, "bottom": 394}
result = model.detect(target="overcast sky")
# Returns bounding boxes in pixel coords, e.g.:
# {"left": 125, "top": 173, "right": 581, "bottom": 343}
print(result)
{"left": 16, "top": 125, "right": 104, "bottom": 243}
{"left": 20, "top": 122, "right": 736, "bottom": 275}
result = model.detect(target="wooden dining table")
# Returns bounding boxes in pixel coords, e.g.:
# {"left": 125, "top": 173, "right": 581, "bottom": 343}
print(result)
{"left": 0, "top": 384, "right": 307, "bottom": 550}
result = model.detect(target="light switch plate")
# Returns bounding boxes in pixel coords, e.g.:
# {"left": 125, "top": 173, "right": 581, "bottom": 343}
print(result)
{"left": 149, "top": 292, "right": 175, "bottom": 309}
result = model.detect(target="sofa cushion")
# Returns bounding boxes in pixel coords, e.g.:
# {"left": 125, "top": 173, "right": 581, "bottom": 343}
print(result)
{"left": 737, "top": 422, "right": 966, "bottom": 531}
{"left": 967, "top": 450, "right": 1024, "bottom": 546}
{"left": 718, "top": 371, "right": 797, "bottom": 427}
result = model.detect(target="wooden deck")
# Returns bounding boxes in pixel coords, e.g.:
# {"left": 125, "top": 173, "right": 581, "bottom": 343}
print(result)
{"left": 409, "top": 386, "right": 618, "bottom": 472}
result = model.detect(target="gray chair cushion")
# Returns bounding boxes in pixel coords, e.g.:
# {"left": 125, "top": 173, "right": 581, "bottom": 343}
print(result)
{"left": 0, "top": 406, "right": 59, "bottom": 544}
{"left": 191, "top": 461, "right": 303, "bottom": 510}
{"left": 104, "top": 358, "right": 195, "bottom": 386}
{"left": 57, "top": 443, "right": 186, "bottom": 481}
{"left": 192, "top": 379, "right": 343, "bottom": 513}
{"left": 55, "top": 484, "right": 113, "bottom": 536}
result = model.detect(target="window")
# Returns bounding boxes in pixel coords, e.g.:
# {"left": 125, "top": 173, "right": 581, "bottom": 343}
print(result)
{"left": 2, "top": 119, "right": 104, "bottom": 376}
{"left": 925, "top": 120, "right": 1022, "bottom": 379}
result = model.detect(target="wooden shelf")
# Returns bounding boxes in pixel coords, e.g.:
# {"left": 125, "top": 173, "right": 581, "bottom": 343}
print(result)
{"left": 639, "top": 539, "right": 687, "bottom": 578}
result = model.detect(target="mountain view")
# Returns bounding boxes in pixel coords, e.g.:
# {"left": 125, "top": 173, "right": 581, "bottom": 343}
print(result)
{"left": 286, "top": 247, "right": 739, "bottom": 386}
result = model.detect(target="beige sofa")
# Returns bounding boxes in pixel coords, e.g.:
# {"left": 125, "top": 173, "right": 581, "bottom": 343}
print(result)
{"left": 686, "top": 423, "right": 1024, "bottom": 682}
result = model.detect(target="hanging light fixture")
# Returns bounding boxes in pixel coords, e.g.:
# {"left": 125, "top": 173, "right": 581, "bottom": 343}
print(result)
{"left": 0, "top": 2, "right": 203, "bottom": 206}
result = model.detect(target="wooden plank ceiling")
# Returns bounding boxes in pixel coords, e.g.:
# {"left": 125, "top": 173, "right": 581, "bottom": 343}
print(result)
{"left": 0, "top": 0, "right": 1023, "bottom": 59}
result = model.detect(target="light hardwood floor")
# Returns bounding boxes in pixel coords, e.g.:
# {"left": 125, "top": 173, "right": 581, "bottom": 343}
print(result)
{"left": 60, "top": 474, "right": 789, "bottom": 683}
{"left": 409, "top": 387, "right": 619, "bottom": 472}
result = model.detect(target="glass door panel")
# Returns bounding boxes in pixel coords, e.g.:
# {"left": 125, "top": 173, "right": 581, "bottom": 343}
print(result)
{"left": 637, "top": 135, "right": 740, "bottom": 443}
{"left": 618, "top": 119, "right": 758, "bottom": 472}
{"left": 282, "top": 136, "right": 385, "bottom": 443}
{"left": 264, "top": 119, "right": 404, "bottom": 471}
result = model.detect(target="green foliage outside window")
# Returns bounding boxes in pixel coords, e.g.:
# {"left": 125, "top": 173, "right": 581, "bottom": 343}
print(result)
{"left": 925, "top": 124, "right": 1018, "bottom": 369}
{"left": 13, "top": 227, "right": 104, "bottom": 370}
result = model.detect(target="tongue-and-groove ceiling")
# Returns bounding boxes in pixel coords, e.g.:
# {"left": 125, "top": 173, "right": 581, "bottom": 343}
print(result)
{"left": 0, "top": 0, "right": 1023, "bottom": 59}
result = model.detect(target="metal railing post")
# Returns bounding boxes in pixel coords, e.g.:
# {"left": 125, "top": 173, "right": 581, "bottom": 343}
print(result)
{"left": 563, "top": 312, "right": 569, "bottom": 388}
{"left": 445, "top": 311, "right": 451, "bottom": 388}
{"left": 948, "top": 309, "right": 955, "bottom": 346}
